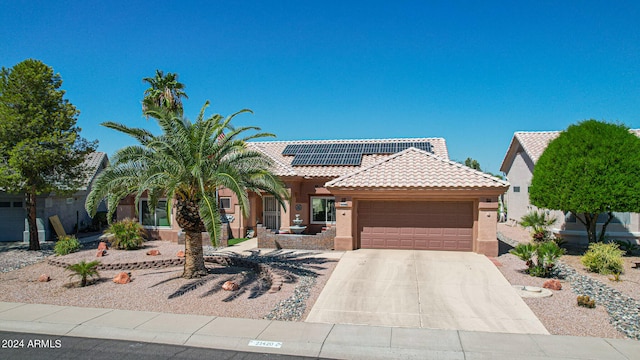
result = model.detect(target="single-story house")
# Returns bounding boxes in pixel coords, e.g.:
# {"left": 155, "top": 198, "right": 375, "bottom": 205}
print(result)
{"left": 500, "top": 131, "right": 640, "bottom": 244}
{"left": 118, "top": 138, "right": 508, "bottom": 256}
{"left": 0, "top": 152, "right": 109, "bottom": 242}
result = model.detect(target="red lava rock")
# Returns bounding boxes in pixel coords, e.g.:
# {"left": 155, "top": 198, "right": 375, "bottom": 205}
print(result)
{"left": 146, "top": 250, "right": 161, "bottom": 256}
{"left": 222, "top": 281, "right": 239, "bottom": 291}
{"left": 38, "top": 274, "right": 50, "bottom": 282}
{"left": 543, "top": 279, "right": 562, "bottom": 290}
{"left": 97, "top": 242, "right": 109, "bottom": 251}
{"left": 176, "top": 250, "right": 185, "bottom": 258}
{"left": 113, "top": 272, "right": 131, "bottom": 284}
{"left": 96, "top": 249, "right": 107, "bottom": 257}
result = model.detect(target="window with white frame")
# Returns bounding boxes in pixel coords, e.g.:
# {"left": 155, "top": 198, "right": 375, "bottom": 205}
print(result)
{"left": 140, "top": 199, "right": 170, "bottom": 227}
{"left": 311, "top": 197, "right": 336, "bottom": 224}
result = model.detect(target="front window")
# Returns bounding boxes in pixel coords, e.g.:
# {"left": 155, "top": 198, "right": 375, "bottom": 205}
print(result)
{"left": 140, "top": 199, "right": 170, "bottom": 227}
{"left": 219, "top": 197, "right": 231, "bottom": 210}
{"left": 311, "top": 197, "right": 336, "bottom": 224}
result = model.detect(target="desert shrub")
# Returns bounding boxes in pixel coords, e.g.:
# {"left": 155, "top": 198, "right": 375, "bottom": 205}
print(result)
{"left": 67, "top": 260, "right": 101, "bottom": 287}
{"left": 581, "top": 242, "right": 625, "bottom": 275}
{"left": 54, "top": 235, "right": 81, "bottom": 256}
{"left": 510, "top": 241, "right": 566, "bottom": 277}
{"left": 103, "top": 218, "right": 146, "bottom": 250}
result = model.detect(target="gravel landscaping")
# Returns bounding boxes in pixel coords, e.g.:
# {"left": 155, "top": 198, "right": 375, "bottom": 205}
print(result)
{"left": 497, "top": 223, "right": 640, "bottom": 340}
{"left": 0, "top": 240, "right": 337, "bottom": 322}
{"left": 2, "top": 228, "right": 640, "bottom": 341}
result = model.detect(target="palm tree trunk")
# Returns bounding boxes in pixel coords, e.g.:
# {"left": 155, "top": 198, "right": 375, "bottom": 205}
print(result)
{"left": 183, "top": 231, "right": 207, "bottom": 278}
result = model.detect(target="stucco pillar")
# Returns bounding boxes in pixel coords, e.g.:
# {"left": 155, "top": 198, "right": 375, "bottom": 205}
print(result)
{"left": 279, "top": 188, "right": 291, "bottom": 231}
{"left": 334, "top": 198, "right": 355, "bottom": 250}
{"left": 477, "top": 201, "right": 499, "bottom": 257}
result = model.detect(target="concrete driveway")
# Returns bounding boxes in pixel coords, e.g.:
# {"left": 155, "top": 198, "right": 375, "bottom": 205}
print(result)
{"left": 305, "top": 249, "right": 548, "bottom": 334}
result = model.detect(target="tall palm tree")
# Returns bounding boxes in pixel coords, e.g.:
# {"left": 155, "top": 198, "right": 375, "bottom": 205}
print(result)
{"left": 142, "top": 70, "right": 188, "bottom": 115}
{"left": 86, "top": 102, "right": 288, "bottom": 278}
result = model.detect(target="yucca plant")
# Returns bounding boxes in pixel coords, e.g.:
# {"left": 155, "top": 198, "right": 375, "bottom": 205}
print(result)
{"left": 67, "top": 260, "right": 101, "bottom": 287}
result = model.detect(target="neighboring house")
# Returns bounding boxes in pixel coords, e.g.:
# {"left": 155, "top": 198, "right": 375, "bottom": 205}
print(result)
{"left": 500, "top": 131, "right": 640, "bottom": 244}
{"left": 119, "top": 138, "right": 508, "bottom": 256}
{"left": 0, "top": 152, "right": 109, "bottom": 242}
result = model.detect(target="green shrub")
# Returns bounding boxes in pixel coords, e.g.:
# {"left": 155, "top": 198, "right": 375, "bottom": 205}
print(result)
{"left": 66, "top": 260, "right": 101, "bottom": 287}
{"left": 510, "top": 241, "right": 566, "bottom": 277}
{"left": 519, "top": 211, "right": 557, "bottom": 242}
{"left": 54, "top": 235, "right": 81, "bottom": 256}
{"left": 581, "top": 242, "right": 625, "bottom": 275}
{"left": 103, "top": 218, "right": 146, "bottom": 250}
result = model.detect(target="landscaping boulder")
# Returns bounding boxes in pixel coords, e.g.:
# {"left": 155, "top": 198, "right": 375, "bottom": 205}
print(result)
{"left": 96, "top": 249, "right": 107, "bottom": 257}
{"left": 146, "top": 250, "right": 161, "bottom": 256}
{"left": 222, "top": 281, "right": 239, "bottom": 291}
{"left": 543, "top": 279, "right": 562, "bottom": 290}
{"left": 38, "top": 274, "right": 50, "bottom": 282}
{"left": 176, "top": 250, "right": 185, "bottom": 258}
{"left": 113, "top": 272, "right": 131, "bottom": 284}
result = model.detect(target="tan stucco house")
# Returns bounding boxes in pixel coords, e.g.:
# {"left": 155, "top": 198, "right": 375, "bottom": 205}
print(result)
{"left": 118, "top": 138, "right": 508, "bottom": 256}
{"left": 500, "top": 131, "right": 640, "bottom": 244}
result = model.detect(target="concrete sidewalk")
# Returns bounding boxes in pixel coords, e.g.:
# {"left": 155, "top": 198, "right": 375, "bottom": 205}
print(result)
{"left": 1, "top": 302, "right": 638, "bottom": 359}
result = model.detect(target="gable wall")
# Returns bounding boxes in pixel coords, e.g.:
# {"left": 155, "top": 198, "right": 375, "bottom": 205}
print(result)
{"left": 504, "top": 148, "right": 535, "bottom": 222}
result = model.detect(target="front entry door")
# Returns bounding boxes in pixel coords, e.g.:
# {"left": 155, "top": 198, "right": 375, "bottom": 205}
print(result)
{"left": 263, "top": 196, "right": 281, "bottom": 231}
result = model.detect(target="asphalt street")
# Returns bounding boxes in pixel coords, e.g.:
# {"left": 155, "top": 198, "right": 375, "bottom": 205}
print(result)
{"left": 0, "top": 331, "right": 325, "bottom": 360}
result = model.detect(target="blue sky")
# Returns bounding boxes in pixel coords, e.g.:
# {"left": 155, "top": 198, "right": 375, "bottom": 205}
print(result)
{"left": 1, "top": 1, "right": 639, "bottom": 174}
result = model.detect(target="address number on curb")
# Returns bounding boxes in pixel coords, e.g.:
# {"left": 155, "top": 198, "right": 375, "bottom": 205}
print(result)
{"left": 248, "top": 340, "right": 283, "bottom": 348}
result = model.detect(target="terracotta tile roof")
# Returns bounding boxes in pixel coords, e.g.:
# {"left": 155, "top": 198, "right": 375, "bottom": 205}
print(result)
{"left": 501, "top": 129, "right": 640, "bottom": 171}
{"left": 248, "top": 138, "right": 449, "bottom": 178}
{"left": 325, "top": 147, "right": 509, "bottom": 189}
{"left": 513, "top": 131, "right": 560, "bottom": 163}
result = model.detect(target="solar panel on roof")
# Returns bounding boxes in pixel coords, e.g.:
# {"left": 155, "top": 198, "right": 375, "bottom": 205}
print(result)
{"left": 285, "top": 140, "right": 433, "bottom": 166}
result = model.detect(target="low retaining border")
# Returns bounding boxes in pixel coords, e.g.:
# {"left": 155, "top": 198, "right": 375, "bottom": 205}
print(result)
{"left": 47, "top": 255, "right": 284, "bottom": 293}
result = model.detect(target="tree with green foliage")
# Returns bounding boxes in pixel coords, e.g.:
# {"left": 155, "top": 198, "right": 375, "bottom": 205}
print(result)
{"left": 86, "top": 102, "right": 288, "bottom": 278}
{"left": 530, "top": 120, "right": 640, "bottom": 243}
{"left": 142, "top": 70, "right": 188, "bottom": 115}
{"left": 0, "top": 59, "right": 96, "bottom": 250}
{"left": 464, "top": 157, "right": 481, "bottom": 171}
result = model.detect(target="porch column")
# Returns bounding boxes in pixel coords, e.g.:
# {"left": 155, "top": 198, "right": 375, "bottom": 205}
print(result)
{"left": 280, "top": 187, "right": 291, "bottom": 231}
{"left": 334, "top": 198, "right": 355, "bottom": 250}
{"left": 476, "top": 201, "right": 499, "bottom": 257}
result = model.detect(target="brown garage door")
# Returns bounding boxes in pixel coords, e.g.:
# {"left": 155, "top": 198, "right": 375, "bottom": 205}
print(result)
{"left": 358, "top": 201, "right": 473, "bottom": 251}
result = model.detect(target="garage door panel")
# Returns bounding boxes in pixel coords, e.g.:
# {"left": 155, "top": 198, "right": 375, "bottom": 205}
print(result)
{"left": 359, "top": 201, "right": 473, "bottom": 251}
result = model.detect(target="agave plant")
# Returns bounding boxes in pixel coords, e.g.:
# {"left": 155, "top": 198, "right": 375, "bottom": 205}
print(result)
{"left": 67, "top": 260, "right": 101, "bottom": 287}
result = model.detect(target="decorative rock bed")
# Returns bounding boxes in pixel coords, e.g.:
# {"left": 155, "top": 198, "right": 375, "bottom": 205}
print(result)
{"left": 553, "top": 262, "right": 640, "bottom": 340}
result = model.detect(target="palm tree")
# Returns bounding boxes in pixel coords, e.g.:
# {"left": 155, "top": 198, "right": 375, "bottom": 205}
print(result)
{"left": 142, "top": 70, "right": 188, "bottom": 115}
{"left": 86, "top": 102, "right": 288, "bottom": 278}
{"left": 67, "top": 260, "right": 101, "bottom": 287}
